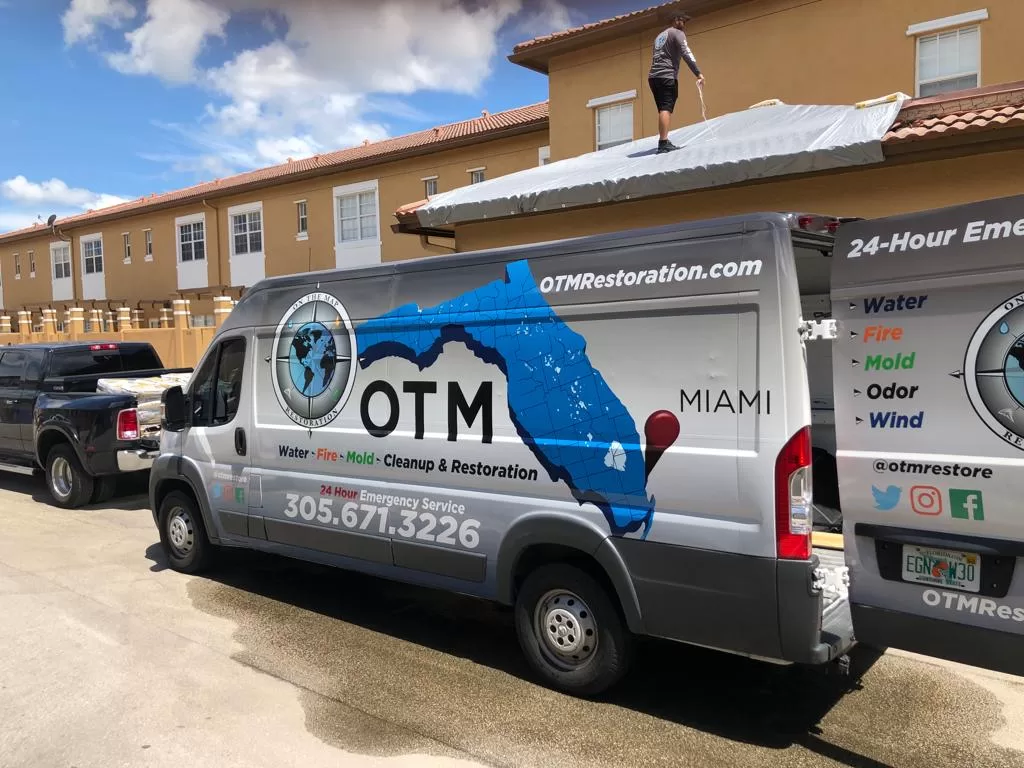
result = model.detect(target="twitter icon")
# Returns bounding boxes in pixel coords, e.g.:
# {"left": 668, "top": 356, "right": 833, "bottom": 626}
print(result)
{"left": 872, "top": 485, "right": 902, "bottom": 510}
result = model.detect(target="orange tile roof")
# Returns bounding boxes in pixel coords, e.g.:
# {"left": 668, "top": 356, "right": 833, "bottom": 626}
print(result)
{"left": 884, "top": 81, "right": 1024, "bottom": 145}
{"left": 512, "top": 1, "right": 683, "bottom": 53}
{"left": 0, "top": 101, "right": 549, "bottom": 245}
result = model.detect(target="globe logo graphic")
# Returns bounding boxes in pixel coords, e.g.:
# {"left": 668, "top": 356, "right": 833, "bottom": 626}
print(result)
{"left": 288, "top": 321, "right": 337, "bottom": 398}
{"left": 963, "top": 291, "right": 1024, "bottom": 449}
{"left": 271, "top": 291, "right": 357, "bottom": 429}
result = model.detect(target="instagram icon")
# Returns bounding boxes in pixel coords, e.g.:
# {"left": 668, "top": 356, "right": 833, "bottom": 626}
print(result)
{"left": 911, "top": 486, "right": 943, "bottom": 516}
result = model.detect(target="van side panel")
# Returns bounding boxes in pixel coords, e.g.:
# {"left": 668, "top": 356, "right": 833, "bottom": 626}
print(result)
{"left": 832, "top": 194, "right": 1024, "bottom": 675}
{"left": 225, "top": 216, "right": 811, "bottom": 660}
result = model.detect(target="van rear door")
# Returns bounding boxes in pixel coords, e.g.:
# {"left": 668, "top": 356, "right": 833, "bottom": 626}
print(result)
{"left": 831, "top": 193, "right": 1024, "bottom": 676}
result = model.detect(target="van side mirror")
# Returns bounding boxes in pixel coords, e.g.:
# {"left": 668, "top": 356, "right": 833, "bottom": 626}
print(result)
{"left": 162, "top": 386, "right": 188, "bottom": 432}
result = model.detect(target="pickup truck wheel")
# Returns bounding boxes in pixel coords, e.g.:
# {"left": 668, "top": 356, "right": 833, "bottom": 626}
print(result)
{"left": 514, "top": 563, "right": 633, "bottom": 697}
{"left": 46, "top": 445, "right": 95, "bottom": 509}
{"left": 158, "top": 491, "right": 213, "bottom": 574}
{"left": 90, "top": 476, "right": 118, "bottom": 505}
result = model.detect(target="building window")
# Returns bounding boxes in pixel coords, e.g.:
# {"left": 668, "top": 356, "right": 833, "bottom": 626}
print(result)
{"left": 178, "top": 219, "right": 205, "bottom": 262}
{"left": 336, "top": 187, "right": 378, "bottom": 243}
{"left": 144, "top": 229, "right": 153, "bottom": 261}
{"left": 229, "top": 205, "right": 263, "bottom": 256}
{"left": 538, "top": 145, "right": 551, "bottom": 165}
{"left": 595, "top": 101, "right": 634, "bottom": 150}
{"left": 468, "top": 167, "right": 485, "bottom": 184}
{"left": 122, "top": 232, "right": 132, "bottom": 263}
{"left": 916, "top": 24, "right": 981, "bottom": 97}
{"left": 296, "top": 200, "right": 308, "bottom": 240}
{"left": 81, "top": 235, "right": 103, "bottom": 274}
{"left": 13, "top": 253, "right": 20, "bottom": 279}
{"left": 148, "top": 318, "right": 161, "bottom": 328}
{"left": 423, "top": 176, "right": 438, "bottom": 197}
{"left": 51, "top": 243, "right": 71, "bottom": 280}
{"left": 28, "top": 250, "right": 35, "bottom": 278}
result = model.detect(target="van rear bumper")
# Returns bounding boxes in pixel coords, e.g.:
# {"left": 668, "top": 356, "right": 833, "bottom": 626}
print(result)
{"left": 609, "top": 538, "right": 854, "bottom": 665}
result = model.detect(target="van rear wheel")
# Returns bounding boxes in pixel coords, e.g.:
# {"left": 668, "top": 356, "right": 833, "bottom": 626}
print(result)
{"left": 158, "top": 491, "right": 213, "bottom": 574}
{"left": 514, "top": 563, "right": 632, "bottom": 696}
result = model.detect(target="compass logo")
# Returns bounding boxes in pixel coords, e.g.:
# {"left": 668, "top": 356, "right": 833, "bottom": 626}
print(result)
{"left": 963, "top": 292, "right": 1024, "bottom": 450}
{"left": 271, "top": 291, "right": 357, "bottom": 429}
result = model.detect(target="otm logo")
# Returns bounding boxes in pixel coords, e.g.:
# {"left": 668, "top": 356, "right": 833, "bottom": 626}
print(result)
{"left": 270, "top": 291, "right": 357, "bottom": 429}
{"left": 963, "top": 291, "right": 1024, "bottom": 450}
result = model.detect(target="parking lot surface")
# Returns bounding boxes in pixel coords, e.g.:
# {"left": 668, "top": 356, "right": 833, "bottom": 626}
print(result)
{"left": 1, "top": 473, "right": 1023, "bottom": 768}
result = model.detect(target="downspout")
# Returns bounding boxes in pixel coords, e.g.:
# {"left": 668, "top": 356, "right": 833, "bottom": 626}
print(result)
{"left": 53, "top": 225, "right": 78, "bottom": 304}
{"left": 202, "top": 199, "right": 223, "bottom": 288}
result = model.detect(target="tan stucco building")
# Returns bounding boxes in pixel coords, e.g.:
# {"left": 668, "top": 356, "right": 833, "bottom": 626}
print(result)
{"left": 2, "top": 0, "right": 1023, "bottom": 326}
{"left": 395, "top": 0, "right": 1024, "bottom": 251}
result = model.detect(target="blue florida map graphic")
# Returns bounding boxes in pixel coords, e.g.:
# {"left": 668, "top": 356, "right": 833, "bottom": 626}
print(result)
{"left": 355, "top": 259, "right": 654, "bottom": 536}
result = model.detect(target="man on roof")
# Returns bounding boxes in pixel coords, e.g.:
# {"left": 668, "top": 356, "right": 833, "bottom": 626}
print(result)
{"left": 648, "top": 11, "right": 704, "bottom": 154}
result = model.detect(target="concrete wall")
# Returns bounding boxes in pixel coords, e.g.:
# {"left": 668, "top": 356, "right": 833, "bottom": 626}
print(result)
{"left": 547, "top": 0, "right": 1024, "bottom": 160}
{"left": 452, "top": 148, "right": 1024, "bottom": 251}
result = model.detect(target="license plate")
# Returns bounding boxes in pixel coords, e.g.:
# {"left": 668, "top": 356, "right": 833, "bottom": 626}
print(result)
{"left": 901, "top": 545, "right": 981, "bottom": 593}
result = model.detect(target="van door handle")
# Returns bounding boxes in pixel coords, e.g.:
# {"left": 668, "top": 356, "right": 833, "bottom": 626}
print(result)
{"left": 234, "top": 427, "right": 247, "bottom": 456}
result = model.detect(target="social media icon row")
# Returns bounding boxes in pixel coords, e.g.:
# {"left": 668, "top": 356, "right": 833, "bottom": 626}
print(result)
{"left": 870, "top": 484, "right": 984, "bottom": 520}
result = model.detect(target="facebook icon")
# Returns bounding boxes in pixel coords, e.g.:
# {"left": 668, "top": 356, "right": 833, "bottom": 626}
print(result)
{"left": 950, "top": 489, "right": 985, "bottom": 521}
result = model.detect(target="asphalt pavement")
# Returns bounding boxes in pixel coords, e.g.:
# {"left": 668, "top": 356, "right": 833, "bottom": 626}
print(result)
{"left": 1, "top": 472, "right": 1023, "bottom": 768}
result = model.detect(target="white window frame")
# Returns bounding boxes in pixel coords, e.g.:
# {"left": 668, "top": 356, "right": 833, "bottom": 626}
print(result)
{"left": 227, "top": 201, "right": 264, "bottom": 259}
{"left": 906, "top": 8, "right": 988, "bottom": 36}
{"left": 538, "top": 145, "right": 551, "bottom": 166}
{"left": 122, "top": 231, "right": 131, "bottom": 264}
{"left": 175, "top": 212, "right": 206, "bottom": 263}
{"left": 27, "top": 250, "right": 35, "bottom": 278}
{"left": 148, "top": 318, "right": 161, "bottom": 328}
{"left": 422, "top": 175, "right": 438, "bottom": 198}
{"left": 13, "top": 253, "right": 19, "bottom": 280}
{"left": 468, "top": 167, "right": 486, "bottom": 184}
{"left": 333, "top": 179, "right": 380, "bottom": 248}
{"left": 144, "top": 229, "right": 153, "bottom": 261}
{"left": 594, "top": 98, "right": 635, "bottom": 151}
{"left": 50, "top": 241, "right": 72, "bottom": 282}
{"left": 80, "top": 233, "right": 103, "bottom": 275}
{"left": 913, "top": 23, "right": 982, "bottom": 98}
{"left": 295, "top": 199, "right": 308, "bottom": 241}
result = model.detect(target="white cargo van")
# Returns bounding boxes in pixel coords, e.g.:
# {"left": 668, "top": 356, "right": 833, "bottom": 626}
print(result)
{"left": 150, "top": 195, "right": 1024, "bottom": 696}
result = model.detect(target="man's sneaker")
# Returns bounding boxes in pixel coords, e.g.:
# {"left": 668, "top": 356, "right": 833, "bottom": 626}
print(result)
{"left": 657, "top": 140, "right": 681, "bottom": 154}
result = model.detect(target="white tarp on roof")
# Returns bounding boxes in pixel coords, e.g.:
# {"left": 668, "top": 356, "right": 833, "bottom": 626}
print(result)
{"left": 415, "top": 95, "right": 908, "bottom": 228}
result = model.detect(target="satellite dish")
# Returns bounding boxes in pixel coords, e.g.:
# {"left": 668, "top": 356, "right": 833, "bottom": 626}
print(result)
{"left": 46, "top": 214, "right": 57, "bottom": 230}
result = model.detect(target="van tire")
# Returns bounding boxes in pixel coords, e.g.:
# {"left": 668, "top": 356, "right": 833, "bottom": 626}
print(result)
{"left": 158, "top": 490, "right": 213, "bottom": 574}
{"left": 514, "top": 563, "right": 633, "bottom": 696}
{"left": 45, "top": 444, "right": 94, "bottom": 509}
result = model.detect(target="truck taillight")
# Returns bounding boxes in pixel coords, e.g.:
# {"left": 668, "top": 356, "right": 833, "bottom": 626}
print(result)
{"left": 775, "top": 427, "right": 813, "bottom": 560}
{"left": 117, "top": 408, "right": 139, "bottom": 440}
{"left": 90, "top": 343, "right": 118, "bottom": 351}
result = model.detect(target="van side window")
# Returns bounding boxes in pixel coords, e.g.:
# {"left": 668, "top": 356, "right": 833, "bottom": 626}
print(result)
{"left": 190, "top": 337, "right": 246, "bottom": 427}
{"left": 0, "top": 351, "right": 26, "bottom": 388}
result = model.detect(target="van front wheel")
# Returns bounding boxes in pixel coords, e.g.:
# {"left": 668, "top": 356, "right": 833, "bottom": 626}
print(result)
{"left": 158, "top": 491, "right": 213, "bottom": 574}
{"left": 514, "top": 563, "right": 633, "bottom": 696}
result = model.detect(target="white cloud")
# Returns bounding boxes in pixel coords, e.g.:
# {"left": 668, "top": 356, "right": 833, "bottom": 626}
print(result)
{"left": 1, "top": 175, "right": 127, "bottom": 211}
{"left": 64, "top": 0, "right": 572, "bottom": 176}
{"left": 62, "top": 0, "right": 136, "bottom": 45}
{"left": 0, "top": 176, "right": 129, "bottom": 235}
{"left": 106, "top": 0, "right": 229, "bottom": 84}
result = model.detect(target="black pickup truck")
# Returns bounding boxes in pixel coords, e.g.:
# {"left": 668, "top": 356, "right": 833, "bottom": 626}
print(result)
{"left": 0, "top": 341, "right": 191, "bottom": 507}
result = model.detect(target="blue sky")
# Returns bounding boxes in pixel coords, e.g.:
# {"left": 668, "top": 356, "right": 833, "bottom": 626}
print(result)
{"left": 0, "top": 0, "right": 639, "bottom": 233}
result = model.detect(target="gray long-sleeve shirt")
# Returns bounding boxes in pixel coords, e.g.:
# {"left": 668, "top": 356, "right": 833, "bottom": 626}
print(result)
{"left": 648, "top": 27, "right": 701, "bottom": 80}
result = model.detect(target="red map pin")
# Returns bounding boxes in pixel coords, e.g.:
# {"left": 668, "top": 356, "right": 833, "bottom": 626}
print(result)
{"left": 644, "top": 410, "right": 680, "bottom": 479}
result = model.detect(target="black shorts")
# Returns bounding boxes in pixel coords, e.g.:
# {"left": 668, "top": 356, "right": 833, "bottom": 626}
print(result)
{"left": 648, "top": 76, "right": 679, "bottom": 113}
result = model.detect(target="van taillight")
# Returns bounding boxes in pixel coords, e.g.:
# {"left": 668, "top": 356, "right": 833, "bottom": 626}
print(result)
{"left": 116, "top": 408, "right": 139, "bottom": 440}
{"left": 775, "top": 427, "right": 813, "bottom": 560}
